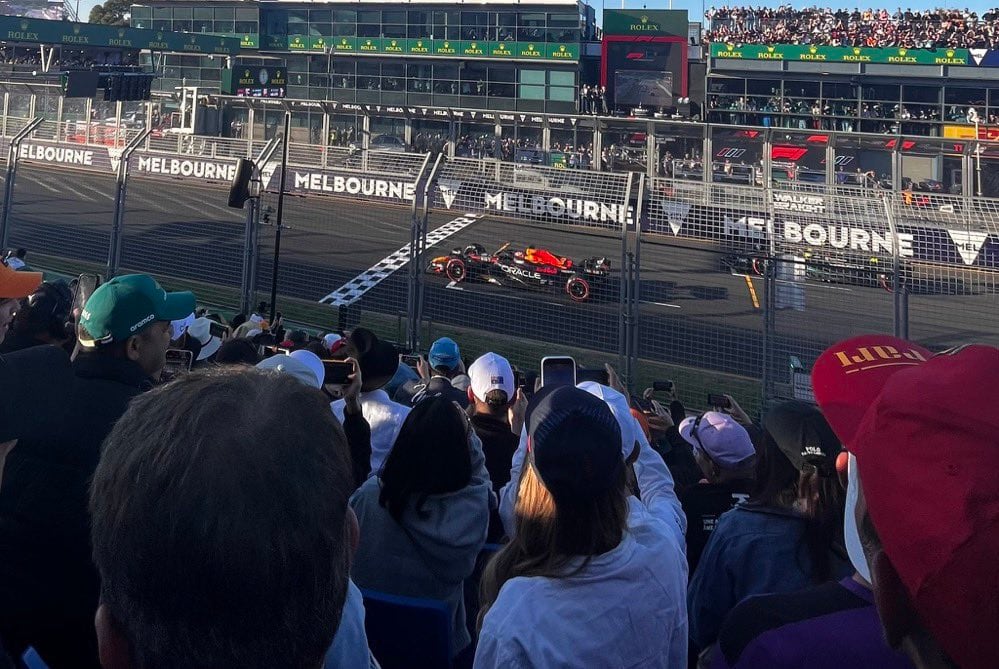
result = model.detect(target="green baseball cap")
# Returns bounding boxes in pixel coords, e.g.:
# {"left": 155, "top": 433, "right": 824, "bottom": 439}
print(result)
{"left": 79, "top": 274, "right": 196, "bottom": 346}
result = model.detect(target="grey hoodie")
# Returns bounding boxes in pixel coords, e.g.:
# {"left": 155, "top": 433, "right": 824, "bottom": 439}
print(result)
{"left": 349, "top": 432, "right": 491, "bottom": 656}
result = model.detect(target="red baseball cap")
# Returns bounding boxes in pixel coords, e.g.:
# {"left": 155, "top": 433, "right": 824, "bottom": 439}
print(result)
{"left": 813, "top": 335, "right": 999, "bottom": 669}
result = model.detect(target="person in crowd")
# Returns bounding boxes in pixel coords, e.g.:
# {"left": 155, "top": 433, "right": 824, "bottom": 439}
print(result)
{"left": 477, "top": 385, "right": 688, "bottom": 668}
{"left": 811, "top": 336, "right": 999, "bottom": 669}
{"left": 687, "top": 400, "right": 849, "bottom": 660}
{"left": 185, "top": 316, "right": 222, "bottom": 366}
{"left": 0, "top": 280, "right": 73, "bottom": 354}
{"left": 350, "top": 396, "right": 490, "bottom": 661}
{"left": 395, "top": 336, "right": 469, "bottom": 406}
{"left": 89, "top": 368, "right": 359, "bottom": 669}
{"left": 330, "top": 328, "right": 410, "bottom": 477}
{"left": 0, "top": 262, "right": 42, "bottom": 346}
{"left": 466, "top": 352, "right": 521, "bottom": 496}
{"left": 214, "top": 336, "right": 261, "bottom": 366}
{"left": 3, "top": 249, "right": 27, "bottom": 271}
{"left": 677, "top": 411, "right": 757, "bottom": 574}
{"left": 0, "top": 274, "right": 194, "bottom": 668}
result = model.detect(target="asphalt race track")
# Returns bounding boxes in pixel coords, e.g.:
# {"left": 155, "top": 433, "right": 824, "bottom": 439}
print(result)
{"left": 5, "top": 163, "right": 995, "bottom": 381}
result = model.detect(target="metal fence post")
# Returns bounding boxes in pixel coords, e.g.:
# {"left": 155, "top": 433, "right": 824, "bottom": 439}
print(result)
{"left": 239, "top": 136, "right": 282, "bottom": 315}
{"left": 760, "top": 140, "right": 776, "bottom": 409}
{"left": 106, "top": 129, "right": 151, "bottom": 279}
{"left": 407, "top": 152, "right": 441, "bottom": 352}
{"left": 883, "top": 195, "right": 908, "bottom": 339}
{"left": 0, "top": 117, "right": 43, "bottom": 250}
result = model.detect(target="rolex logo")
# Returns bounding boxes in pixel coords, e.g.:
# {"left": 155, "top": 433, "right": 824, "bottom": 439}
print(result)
{"left": 391, "top": 40, "right": 397, "bottom": 46}
{"left": 528, "top": 43, "right": 535, "bottom": 49}
{"left": 726, "top": 43, "right": 734, "bottom": 50}
{"left": 73, "top": 24, "right": 81, "bottom": 34}
{"left": 417, "top": 41, "right": 423, "bottom": 47}
{"left": 899, "top": 48, "right": 907, "bottom": 55}
{"left": 809, "top": 45, "right": 817, "bottom": 53}
{"left": 19, "top": 20, "right": 27, "bottom": 30}
{"left": 559, "top": 45, "right": 566, "bottom": 52}
{"left": 946, "top": 49, "right": 955, "bottom": 57}
{"left": 853, "top": 47, "right": 861, "bottom": 54}
{"left": 767, "top": 46, "right": 775, "bottom": 52}
{"left": 157, "top": 32, "right": 163, "bottom": 40}
{"left": 641, "top": 15, "right": 649, "bottom": 23}
{"left": 244, "top": 69, "right": 250, "bottom": 77}
{"left": 471, "top": 42, "right": 477, "bottom": 48}
{"left": 444, "top": 42, "right": 450, "bottom": 48}
{"left": 365, "top": 40, "right": 371, "bottom": 45}
{"left": 118, "top": 28, "right": 125, "bottom": 37}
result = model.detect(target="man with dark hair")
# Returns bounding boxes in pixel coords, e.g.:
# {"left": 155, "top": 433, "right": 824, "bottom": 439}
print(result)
{"left": 90, "top": 368, "right": 356, "bottom": 669}
{"left": 0, "top": 261, "right": 42, "bottom": 346}
{"left": 395, "top": 336, "right": 469, "bottom": 407}
{"left": 0, "top": 274, "right": 194, "bottom": 668}
{"left": 0, "top": 280, "right": 75, "bottom": 354}
{"left": 466, "top": 352, "right": 519, "bottom": 495}
{"left": 813, "top": 336, "right": 999, "bottom": 669}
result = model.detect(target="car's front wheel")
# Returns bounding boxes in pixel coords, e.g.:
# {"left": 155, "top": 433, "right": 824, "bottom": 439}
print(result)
{"left": 445, "top": 258, "right": 467, "bottom": 283}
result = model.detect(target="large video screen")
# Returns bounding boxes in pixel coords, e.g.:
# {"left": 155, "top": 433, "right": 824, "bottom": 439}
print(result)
{"left": 606, "top": 40, "right": 682, "bottom": 108}
{"left": 614, "top": 70, "right": 673, "bottom": 107}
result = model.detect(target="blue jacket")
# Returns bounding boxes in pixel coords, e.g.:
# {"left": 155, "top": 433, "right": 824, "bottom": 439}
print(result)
{"left": 687, "top": 504, "right": 849, "bottom": 653}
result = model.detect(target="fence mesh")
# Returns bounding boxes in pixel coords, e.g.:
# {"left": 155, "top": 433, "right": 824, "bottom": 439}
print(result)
{"left": 6, "top": 141, "right": 997, "bottom": 412}
{"left": 118, "top": 170, "right": 247, "bottom": 300}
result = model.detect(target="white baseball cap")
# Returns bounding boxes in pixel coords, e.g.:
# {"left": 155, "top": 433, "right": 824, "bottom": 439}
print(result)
{"left": 468, "top": 352, "right": 514, "bottom": 403}
{"left": 289, "top": 350, "right": 325, "bottom": 388}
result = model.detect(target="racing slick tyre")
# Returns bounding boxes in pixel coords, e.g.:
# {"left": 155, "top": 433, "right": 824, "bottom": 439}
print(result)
{"left": 445, "top": 258, "right": 467, "bottom": 283}
{"left": 566, "top": 276, "right": 591, "bottom": 302}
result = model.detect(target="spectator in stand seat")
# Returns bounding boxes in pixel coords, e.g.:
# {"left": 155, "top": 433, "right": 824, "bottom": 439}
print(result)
{"left": 478, "top": 385, "right": 687, "bottom": 668}
{"left": 350, "top": 396, "right": 490, "bottom": 661}
{"left": 466, "top": 352, "right": 522, "bottom": 541}
{"left": 89, "top": 368, "right": 358, "bottom": 669}
{"left": 330, "top": 328, "right": 410, "bottom": 477}
{"left": 0, "top": 262, "right": 42, "bottom": 346}
{"left": 0, "top": 274, "right": 194, "bottom": 668}
{"left": 813, "top": 337, "right": 999, "bottom": 669}
{"left": 395, "top": 337, "right": 470, "bottom": 407}
{"left": 711, "top": 336, "right": 926, "bottom": 669}
{"left": 688, "top": 401, "right": 850, "bottom": 663}
{"left": 678, "top": 411, "right": 757, "bottom": 575}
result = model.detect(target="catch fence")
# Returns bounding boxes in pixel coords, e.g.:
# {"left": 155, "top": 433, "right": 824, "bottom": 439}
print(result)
{"left": 2, "top": 126, "right": 997, "bottom": 412}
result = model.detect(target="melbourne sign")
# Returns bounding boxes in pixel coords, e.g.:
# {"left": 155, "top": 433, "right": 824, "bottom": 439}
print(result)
{"left": 483, "top": 191, "right": 630, "bottom": 224}
{"left": 17, "top": 140, "right": 115, "bottom": 173}
{"left": 711, "top": 43, "right": 971, "bottom": 66}
{"left": 287, "top": 169, "right": 416, "bottom": 203}
{"left": 782, "top": 221, "right": 914, "bottom": 258}
{"left": 134, "top": 156, "right": 239, "bottom": 181}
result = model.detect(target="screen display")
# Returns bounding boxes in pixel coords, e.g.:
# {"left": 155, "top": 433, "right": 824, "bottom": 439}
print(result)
{"left": 606, "top": 41, "right": 682, "bottom": 108}
{"left": 614, "top": 70, "right": 674, "bottom": 107}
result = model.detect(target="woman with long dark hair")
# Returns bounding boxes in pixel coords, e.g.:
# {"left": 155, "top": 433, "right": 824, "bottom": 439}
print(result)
{"left": 476, "top": 385, "right": 688, "bottom": 668}
{"left": 687, "top": 400, "right": 849, "bottom": 658}
{"left": 349, "top": 395, "right": 490, "bottom": 660}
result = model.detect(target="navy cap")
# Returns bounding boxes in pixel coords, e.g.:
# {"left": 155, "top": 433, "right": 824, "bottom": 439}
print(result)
{"left": 527, "top": 386, "right": 623, "bottom": 500}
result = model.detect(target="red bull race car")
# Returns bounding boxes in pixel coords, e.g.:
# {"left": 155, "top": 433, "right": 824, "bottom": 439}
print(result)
{"left": 427, "top": 243, "right": 611, "bottom": 302}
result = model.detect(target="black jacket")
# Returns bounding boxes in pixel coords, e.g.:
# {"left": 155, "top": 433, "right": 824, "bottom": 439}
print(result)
{"left": 0, "top": 353, "right": 152, "bottom": 668}
{"left": 394, "top": 376, "right": 468, "bottom": 408}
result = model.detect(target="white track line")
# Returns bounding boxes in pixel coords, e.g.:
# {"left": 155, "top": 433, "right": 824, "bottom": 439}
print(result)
{"left": 319, "top": 213, "right": 482, "bottom": 306}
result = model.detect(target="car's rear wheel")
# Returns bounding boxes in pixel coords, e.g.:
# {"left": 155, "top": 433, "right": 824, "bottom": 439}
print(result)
{"left": 445, "top": 258, "right": 467, "bottom": 283}
{"left": 566, "top": 276, "right": 590, "bottom": 302}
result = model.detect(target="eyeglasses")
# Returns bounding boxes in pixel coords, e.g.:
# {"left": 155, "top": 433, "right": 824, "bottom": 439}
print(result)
{"left": 690, "top": 413, "right": 708, "bottom": 458}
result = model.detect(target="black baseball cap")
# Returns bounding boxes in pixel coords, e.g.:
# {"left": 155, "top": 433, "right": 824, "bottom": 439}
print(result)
{"left": 527, "top": 386, "right": 623, "bottom": 501}
{"left": 763, "top": 400, "right": 841, "bottom": 475}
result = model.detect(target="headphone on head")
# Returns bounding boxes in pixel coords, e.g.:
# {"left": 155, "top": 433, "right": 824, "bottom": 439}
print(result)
{"left": 22, "top": 280, "right": 74, "bottom": 340}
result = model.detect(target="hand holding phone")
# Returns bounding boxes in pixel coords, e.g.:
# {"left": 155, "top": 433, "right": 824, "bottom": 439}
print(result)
{"left": 161, "top": 349, "right": 193, "bottom": 382}
{"left": 323, "top": 359, "right": 354, "bottom": 386}
{"left": 707, "top": 393, "right": 732, "bottom": 410}
{"left": 541, "top": 356, "right": 576, "bottom": 388}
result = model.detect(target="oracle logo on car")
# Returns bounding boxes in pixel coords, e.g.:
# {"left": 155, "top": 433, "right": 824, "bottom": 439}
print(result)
{"left": 499, "top": 264, "right": 542, "bottom": 280}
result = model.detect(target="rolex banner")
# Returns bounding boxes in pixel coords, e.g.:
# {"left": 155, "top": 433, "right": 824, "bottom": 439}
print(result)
{"left": 709, "top": 42, "right": 971, "bottom": 66}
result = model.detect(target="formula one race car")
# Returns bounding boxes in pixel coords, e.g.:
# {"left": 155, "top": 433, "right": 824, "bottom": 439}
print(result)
{"left": 427, "top": 243, "right": 611, "bottom": 302}
{"left": 721, "top": 251, "right": 894, "bottom": 291}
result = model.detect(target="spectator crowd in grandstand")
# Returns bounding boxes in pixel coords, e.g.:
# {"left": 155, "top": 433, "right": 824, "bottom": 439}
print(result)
{"left": 0, "top": 256, "right": 996, "bottom": 668}
{"left": 705, "top": 6, "right": 999, "bottom": 49}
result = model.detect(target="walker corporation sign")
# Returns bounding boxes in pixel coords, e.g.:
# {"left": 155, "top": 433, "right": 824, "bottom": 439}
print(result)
{"left": 288, "top": 170, "right": 416, "bottom": 202}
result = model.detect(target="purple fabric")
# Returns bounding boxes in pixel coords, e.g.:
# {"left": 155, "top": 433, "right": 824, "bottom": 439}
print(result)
{"left": 711, "top": 578, "right": 914, "bottom": 669}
